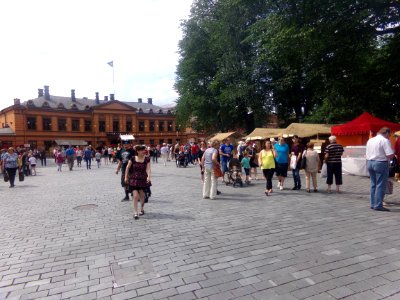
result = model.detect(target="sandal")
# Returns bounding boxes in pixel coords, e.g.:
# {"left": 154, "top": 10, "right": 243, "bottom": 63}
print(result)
{"left": 134, "top": 213, "right": 139, "bottom": 220}
{"left": 326, "top": 189, "right": 332, "bottom": 194}
{"left": 139, "top": 210, "right": 144, "bottom": 216}
{"left": 265, "top": 191, "right": 269, "bottom": 196}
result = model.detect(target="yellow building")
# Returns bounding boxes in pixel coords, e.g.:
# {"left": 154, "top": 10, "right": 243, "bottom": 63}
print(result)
{"left": 0, "top": 86, "right": 202, "bottom": 150}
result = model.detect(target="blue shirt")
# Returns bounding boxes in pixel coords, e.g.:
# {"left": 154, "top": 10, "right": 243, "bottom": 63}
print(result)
{"left": 65, "top": 148, "right": 75, "bottom": 156}
{"left": 220, "top": 144, "right": 233, "bottom": 162}
{"left": 274, "top": 143, "right": 289, "bottom": 164}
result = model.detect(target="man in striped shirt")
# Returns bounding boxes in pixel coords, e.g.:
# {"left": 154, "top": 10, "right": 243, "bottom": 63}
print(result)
{"left": 324, "top": 136, "right": 344, "bottom": 193}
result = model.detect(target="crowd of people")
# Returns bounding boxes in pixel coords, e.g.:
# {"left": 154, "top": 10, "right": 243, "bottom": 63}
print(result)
{"left": 1, "top": 127, "right": 398, "bottom": 216}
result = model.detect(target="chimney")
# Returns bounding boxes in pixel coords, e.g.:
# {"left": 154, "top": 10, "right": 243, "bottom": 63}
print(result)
{"left": 104, "top": 96, "right": 108, "bottom": 101}
{"left": 95, "top": 92, "right": 100, "bottom": 104}
{"left": 14, "top": 98, "right": 20, "bottom": 105}
{"left": 110, "top": 94, "right": 115, "bottom": 101}
{"left": 38, "top": 89, "right": 44, "bottom": 97}
{"left": 138, "top": 98, "right": 142, "bottom": 103}
{"left": 71, "top": 89, "right": 76, "bottom": 102}
{"left": 44, "top": 85, "right": 50, "bottom": 100}
{"left": 147, "top": 97, "right": 153, "bottom": 105}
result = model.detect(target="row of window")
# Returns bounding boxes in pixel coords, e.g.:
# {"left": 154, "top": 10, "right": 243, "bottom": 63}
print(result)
{"left": 26, "top": 117, "right": 175, "bottom": 132}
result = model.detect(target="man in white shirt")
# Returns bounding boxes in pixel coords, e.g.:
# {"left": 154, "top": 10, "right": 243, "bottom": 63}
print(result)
{"left": 366, "top": 127, "right": 394, "bottom": 211}
{"left": 160, "top": 143, "right": 169, "bottom": 166}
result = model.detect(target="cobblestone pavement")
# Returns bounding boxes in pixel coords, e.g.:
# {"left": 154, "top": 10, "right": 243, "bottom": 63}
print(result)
{"left": 1, "top": 159, "right": 400, "bottom": 300}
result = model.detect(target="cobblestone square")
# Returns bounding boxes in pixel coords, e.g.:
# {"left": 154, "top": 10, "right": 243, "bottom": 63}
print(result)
{"left": 1, "top": 160, "right": 400, "bottom": 299}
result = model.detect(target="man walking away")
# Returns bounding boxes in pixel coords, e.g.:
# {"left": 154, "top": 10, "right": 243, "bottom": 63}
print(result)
{"left": 366, "top": 127, "right": 394, "bottom": 211}
{"left": 65, "top": 145, "right": 75, "bottom": 171}
{"left": 116, "top": 141, "right": 136, "bottom": 201}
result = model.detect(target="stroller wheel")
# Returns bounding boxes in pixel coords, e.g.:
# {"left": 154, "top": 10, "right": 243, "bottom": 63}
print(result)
{"left": 240, "top": 182, "right": 243, "bottom": 187}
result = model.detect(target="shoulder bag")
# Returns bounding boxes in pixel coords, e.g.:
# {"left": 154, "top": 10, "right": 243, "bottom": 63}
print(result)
{"left": 300, "top": 150, "right": 307, "bottom": 170}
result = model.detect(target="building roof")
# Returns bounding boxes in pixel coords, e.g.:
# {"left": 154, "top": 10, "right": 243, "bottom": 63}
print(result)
{"left": 20, "top": 95, "right": 175, "bottom": 114}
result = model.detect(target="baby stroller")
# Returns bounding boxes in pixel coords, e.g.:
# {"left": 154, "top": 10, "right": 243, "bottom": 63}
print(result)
{"left": 224, "top": 158, "right": 243, "bottom": 187}
{"left": 176, "top": 151, "right": 188, "bottom": 168}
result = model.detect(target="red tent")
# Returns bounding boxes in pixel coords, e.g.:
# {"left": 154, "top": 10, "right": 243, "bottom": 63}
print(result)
{"left": 331, "top": 112, "right": 400, "bottom": 146}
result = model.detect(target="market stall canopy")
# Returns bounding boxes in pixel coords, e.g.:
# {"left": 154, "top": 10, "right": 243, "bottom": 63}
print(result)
{"left": 244, "top": 128, "right": 283, "bottom": 141}
{"left": 331, "top": 112, "right": 400, "bottom": 136}
{"left": 283, "top": 123, "right": 332, "bottom": 138}
{"left": 120, "top": 134, "right": 135, "bottom": 140}
{"left": 55, "top": 139, "right": 88, "bottom": 146}
{"left": 209, "top": 131, "right": 243, "bottom": 142}
{"left": 394, "top": 131, "right": 400, "bottom": 137}
{"left": 0, "top": 127, "right": 16, "bottom": 136}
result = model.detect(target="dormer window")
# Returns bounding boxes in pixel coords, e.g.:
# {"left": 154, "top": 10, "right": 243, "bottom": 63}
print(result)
{"left": 27, "top": 100, "right": 35, "bottom": 107}
{"left": 138, "top": 108, "right": 143, "bottom": 113}
{"left": 158, "top": 109, "right": 163, "bottom": 114}
{"left": 70, "top": 103, "right": 78, "bottom": 110}
{"left": 84, "top": 105, "right": 90, "bottom": 110}
{"left": 167, "top": 110, "right": 172, "bottom": 114}
{"left": 42, "top": 102, "right": 50, "bottom": 108}
{"left": 57, "top": 103, "right": 65, "bottom": 109}
{"left": 148, "top": 109, "right": 153, "bottom": 114}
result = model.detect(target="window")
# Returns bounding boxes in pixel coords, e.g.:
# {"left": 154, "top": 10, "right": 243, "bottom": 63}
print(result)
{"left": 159, "top": 121, "right": 164, "bottom": 132}
{"left": 28, "top": 140, "right": 37, "bottom": 148}
{"left": 149, "top": 139, "right": 155, "bottom": 146}
{"left": 168, "top": 121, "right": 173, "bottom": 132}
{"left": 139, "top": 140, "right": 144, "bottom": 145}
{"left": 72, "top": 119, "right": 80, "bottom": 131}
{"left": 113, "top": 120, "right": 119, "bottom": 132}
{"left": 84, "top": 120, "right": 91, "bottom": 132}
{"left": 99, "top": 120, "right": 105, "bottom": 132}
{"left": 27, "top": 117, "right": 36, "bottom": 130}
{"left": 126, "top": 121, "right": 132, "bottom": 132}
{"left": 43, "top": 118, "right": 51, "bottom": 131}
{"left": 44, "top": 140, "right": 52, "bottom": 150}
{"left": 159, "top": 139, "right": 164, "bottom": 145}
{"left": 149, "top": 121, "right": 155, "bottom": 132}
{"left": 168, "top": 139, "right": 172, "bottom": 144}
{"left": 58, "top": 118, "right": 67, "bottom": 131}
{"left": 139, "top": 121, "right": 145, "bottom": 132}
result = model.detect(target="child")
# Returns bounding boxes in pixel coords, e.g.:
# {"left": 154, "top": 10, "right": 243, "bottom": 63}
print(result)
{"left": 95, "top": 150, "right": 102, "bottom": 168}
{"left": 241, "top": 151, "right": 251, "bottom": 184}
{"left": 56, "top": 150, "right": 64, "bottom": 171}
{"left": 28, "top": 154, "right": 37, "bottom": 176}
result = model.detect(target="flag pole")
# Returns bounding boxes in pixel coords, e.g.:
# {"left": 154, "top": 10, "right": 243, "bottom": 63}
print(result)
{"left": 107, "top": 60, "right": 115, "bottom": 97}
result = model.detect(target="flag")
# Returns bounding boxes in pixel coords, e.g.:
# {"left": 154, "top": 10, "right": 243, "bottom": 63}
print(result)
{"left": 107, "top": 61, "right": 113, "bottom": 67}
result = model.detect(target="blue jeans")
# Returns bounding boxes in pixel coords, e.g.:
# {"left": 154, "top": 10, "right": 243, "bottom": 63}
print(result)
{"left": 292, "top": 167, "right": 301, "bottom": 188}
{"left": 367, "top": 160, "right": 389, "bottom": 209}
{"left": 221, "top": 159, "right": 229, "bottom": 174}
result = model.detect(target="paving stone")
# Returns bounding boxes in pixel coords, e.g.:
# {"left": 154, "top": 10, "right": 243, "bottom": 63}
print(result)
{"left": 2, "top": 161, "right": 400, "bottom": 299}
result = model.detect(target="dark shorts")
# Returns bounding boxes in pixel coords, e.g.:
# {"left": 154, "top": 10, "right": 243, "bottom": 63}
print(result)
{"left": 275, "top": 163, "right": 288, "bottom": 177}
{"left": 244, "top": 168, "right": 250, "bottom": 176}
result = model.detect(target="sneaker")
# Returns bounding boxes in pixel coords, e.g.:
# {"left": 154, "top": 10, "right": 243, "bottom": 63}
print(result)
{"left": 121, "top": 197, "right": 130, "bottom": 202}
{"left": 280, "top": 185, "right": 284, "bottom": 190}
{"left": 277, "top": 182, "right": 281, "bottom": 188}
{"left": 292, "top": 186, "right": 297, "bottom": 190}
{"left": 217, "top": 190, "right": 221, "bottom": 195}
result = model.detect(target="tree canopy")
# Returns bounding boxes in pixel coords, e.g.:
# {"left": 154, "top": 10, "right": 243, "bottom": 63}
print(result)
{"left": 175, "top": 0, "right": 400, "bottom": 133}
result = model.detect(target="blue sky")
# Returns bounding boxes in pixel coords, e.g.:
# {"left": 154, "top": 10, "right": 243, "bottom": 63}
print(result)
{"left": 0, "top": 0, "right": 193, "bottom": 109}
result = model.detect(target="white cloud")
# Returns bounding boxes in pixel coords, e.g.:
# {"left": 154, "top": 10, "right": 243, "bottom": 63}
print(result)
{"left": 0, "top": 0, "right": 192, "bottom": 108}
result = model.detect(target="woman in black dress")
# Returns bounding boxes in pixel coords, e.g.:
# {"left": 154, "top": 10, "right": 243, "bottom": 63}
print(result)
{"left": 124, "top": 145, "right": 152, "bottom": 219}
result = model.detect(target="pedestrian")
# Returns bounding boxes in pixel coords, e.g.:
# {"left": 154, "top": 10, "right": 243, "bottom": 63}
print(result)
{"left": 219, "top": 138, "right": 234, "bottom": 180}
{"left": 40, "top": 148, "right": 47, "bottom": 166}
{"left": 241, "top": 151, "right": 251, "bottom": 184}
{"left": 65, "top": 145, "right": 75, "bottom": 171}
{"left": 160, "top": 143, "right": 169, "bottom": 166}
{"left": 116, "top": 141, "right": 136, "bottom": 201}
{"left": 108, "top": 146, "right": 113, "bottom": 162}
{"left": 84, "top": 146, "right": 92, "bottom": 169}
{"left": 274, "top": 137, "right": 290, "bottom": 190}
{"left": 2, "top": 147, "right": 19, "bottom": 188}
{"left": 76, "top": 147, "right": 83, "bottom": 167}
{"left": 248, "top": 143, "right": 259, "bottom": 180}
{"left": 28, "top": 152, "right": 37, "bottom": 176}
{"left": 366, "top": 127, "right": 394, "bottom": 211}
{"left": 95, "top": 150, "right": 102, "bottom": 168}
{"left": 290, "top": 135, "right": 304, "bottom": 190}
{"left": 198, "top": 141, "right": 207, "bottom": 182}
{"left": 202, "top": 140, "right": 221, "bottom": 200}
{"left": 394, "top": 133, "right": 400, "bottom": 182}
{"left": 259, "top": 140, "right": 276, "bottom": 195}
{"left": 303, "top": 142, "right": 320, "bottom": 192}
{"left": 124, "top": 145, "right": 151, "bottom": 219}
{"left": 103, "top": 147, "right": 109, "bottom": 165}
{"left": 55, "top": 149, "right": 64, "bottom": 172}
{"left": 324, "top": 136, "right": 344, "bottom": 193}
